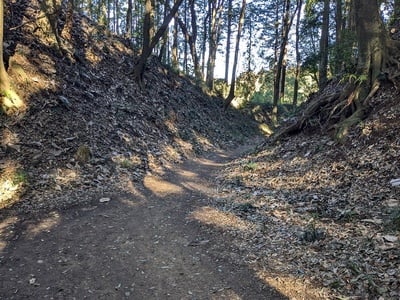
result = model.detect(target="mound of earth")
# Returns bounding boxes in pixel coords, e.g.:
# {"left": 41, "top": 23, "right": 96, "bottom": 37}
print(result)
{"left": 208, "top": 80, "right": 400, "bottom": 298}
{"left": 0, "top": 0, "right": 258, "bottom": 214}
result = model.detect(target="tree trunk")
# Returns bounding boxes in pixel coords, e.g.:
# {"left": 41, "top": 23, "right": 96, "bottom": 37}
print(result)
{"left": 224, "top": 0, "right": 232, "bottom": 83}
{"left": 206, "top": 0, "right": 224, "bottom": 90}
{"left": 336, "top": 0, "right": 387, "bottom": 141}
{"left": 293, "top": 0, "right": 303, "bottom": 110}
{"left": 133, "top": 0, "right": 184, "bottom": 87}
{"left": 176, "top": 0, "right": 201, "bottom": 79}
{"left": 200, "top": 9, "right": 209, "bottom": 79}
{"left": 126, "top": 0, "right": 132, "bottom": 37}
{"left": 224, "top": 0, "right": 246, "bottom": 109}
{"left": 0, "top": 0, "right": 9, "bottom": 92}
{"left": 334, "top": 0, "right": 343, "bottom": 73}
{"left": 0, "top": 0, "right": 21, "bottom": 114}
{"left": 172, "top": 0, "right": 179, "bottom": 70}
{"left": 318, "top": 0, "right": 330, "bottom": 89}
{"left": 272, "top": 0, "right": 297, "bottom": 124}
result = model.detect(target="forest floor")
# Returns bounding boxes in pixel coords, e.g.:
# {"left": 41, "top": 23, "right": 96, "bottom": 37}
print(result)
{"left": 0, "top": 140, "right": 291, "bottom": 300}
{"left": 1, "top": 1, "right": 399, "bottom": 299}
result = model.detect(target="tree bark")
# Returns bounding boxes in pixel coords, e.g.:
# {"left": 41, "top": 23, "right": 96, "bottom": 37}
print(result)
{"left": 224, "top": 0, "right": 246, "bottom": 109}
{"left": 133, "top": 0, "right": 184, "bottom": 87}
{"left": 225, "top": 0, "right": 232, "bottom": 83}
{"left": 125, "top": 0, "right": 132, "bottom": 37}
{"left": 175, "top": 0, "right": 201, "bottom": 79}
{"left": 318, "top": 0, "right": 330, "bottom": 89}
{"left": 0, "top": 0, "right": 9, "bottom": 92}
{"left": 335, "top": 0, "right": 387, "bottom": 141}
{"left": 272, "top": 0, "right": 297, "bottom": 124}
{"left": 206, "top": 0, "right": 224, "bottom": 90}
{"left": 293, "top": 0, "right": 303, "bottom": 110}
{"left": 172, "top": 0, "right": 179, "bottom": 70}
{"left": 334, "top": 0, "right": 343, "bottom": 73}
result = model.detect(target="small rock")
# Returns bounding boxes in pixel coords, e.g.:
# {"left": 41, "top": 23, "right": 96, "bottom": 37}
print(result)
{"left": 383, "top": 235, "right": 398, "bottom": 243}
{"left": 389, "top": 178, "right": 400, "bottom": 187}
{"left": 99, "top": 197, "right": 110, "bottom": 203}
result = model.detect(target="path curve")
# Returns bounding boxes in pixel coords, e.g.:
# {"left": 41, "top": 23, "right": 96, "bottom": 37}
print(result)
{"left": 0, "top": 144, "right": 286, "bottom": 299}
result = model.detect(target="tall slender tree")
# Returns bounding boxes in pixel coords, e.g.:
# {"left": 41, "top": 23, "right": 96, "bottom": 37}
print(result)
{"left": 224, "top": 0, "right": 233, "bottom": 83}
{"left": 318, "top": 0, "right": 330, "bottom": 89}
{"left": 206, "top": 0, "right": 225, "bottom": 90}
{"left": 293, "top": 0, "right": 303, "bottom": 109}
{"left": 224, "top": 0, "right": 247, "bottom": 109}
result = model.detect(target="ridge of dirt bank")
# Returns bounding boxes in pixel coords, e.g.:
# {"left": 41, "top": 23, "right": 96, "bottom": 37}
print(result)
{"left": 0, "top": 0, "right": 259, "bottom": 215}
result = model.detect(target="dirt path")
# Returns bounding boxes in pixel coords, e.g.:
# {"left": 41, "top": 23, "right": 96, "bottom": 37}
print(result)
{"left": 0, "top": 144, "right": 286, "bottom": 299}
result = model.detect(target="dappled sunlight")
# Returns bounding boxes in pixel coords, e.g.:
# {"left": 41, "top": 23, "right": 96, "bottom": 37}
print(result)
{"left": 191, "top": 131, "right": 214, "bottom": 150}
{"left": 54, "top": 167, "right": 80, "bottom": 186}
{"left": 7, "top": 51, "right": 55, "bottom": 110}
{"left": 0, "top": 215, "right": 19, "bottom": 252}
{"left": 26, "top": 211, "right": 60, "bottom": 238}
{"left": 190, "top": 206, "right": 255, "bottom": 231}
{"left": 111, "top": 152, "right": 143, "bottom": 169}
{"left": 180, "top": 180, "right": 210, "bottom": 193}
{"left": 176, "top": 169, "right": 197, "bottom": 178}
{"left": 173, "top": 137, "right": 194, "bottom": 157}
{"left": 256, "top": 271, "right": 330, "bottom": 299}
{"left": 162, "top": 144, "right": 182, "bottom": 162}
{"left": 197, "top": 157, "right": 225, "bottom": 167}
{"left": 210, "top": 290, "right": 242, "bottom": 300}
{"left": 1, "top": 89, "right": 25, "bottom": 115}
{"left": 0, "top": 160, "right": 25, "bottom": 209}
{"left": 144, "top": 174, "right": 183, "bottom": 197}
{"left": 117, "top": 173, "right": 145, "bottom": 199}
{"left": 1, "top": 127, "right": 20, "bottom": 149}
{"left": 259, "top": 123, "right": 274, "bottom": 136}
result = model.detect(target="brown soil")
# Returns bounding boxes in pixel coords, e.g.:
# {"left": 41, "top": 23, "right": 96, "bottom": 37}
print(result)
{"left": 0, "top": 142, "right": 287, "bottom": 299}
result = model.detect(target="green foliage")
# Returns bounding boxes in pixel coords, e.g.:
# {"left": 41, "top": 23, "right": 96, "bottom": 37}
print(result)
{"left": 243, "top": 161, "right": 257, "bottom": 171}
{"left": 339, "top": 73, "right": 368, "bottom": 85}
{"left": 12, "top": 170, "right": 28, "bottom": 185}
{"left": 330, "top": 29, "right": 358, "bottom": 74}
{"left": 213, "top": 79, "right": 229, "bottom": 98}
{"left": 119, "top": 159, "right": 134, "bottom": 168}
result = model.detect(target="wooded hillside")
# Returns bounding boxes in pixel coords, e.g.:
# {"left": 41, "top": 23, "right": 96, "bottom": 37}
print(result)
{"left": 0, "top": 1, "right": 399, "bottom": 299}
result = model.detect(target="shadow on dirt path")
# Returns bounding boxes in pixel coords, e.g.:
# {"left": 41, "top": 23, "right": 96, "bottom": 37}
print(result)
{"left": 0, "top": 141, "right": 287, "bottom": 299}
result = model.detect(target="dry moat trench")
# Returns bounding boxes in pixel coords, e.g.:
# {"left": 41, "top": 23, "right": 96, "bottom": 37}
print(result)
{"left": 0, "top": 143, "right": 287, "bottom": 299}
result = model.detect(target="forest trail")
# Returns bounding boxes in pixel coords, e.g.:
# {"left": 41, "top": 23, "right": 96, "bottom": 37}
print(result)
{"left": 0, "top": 140, "right": 286, "bottom": 299}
